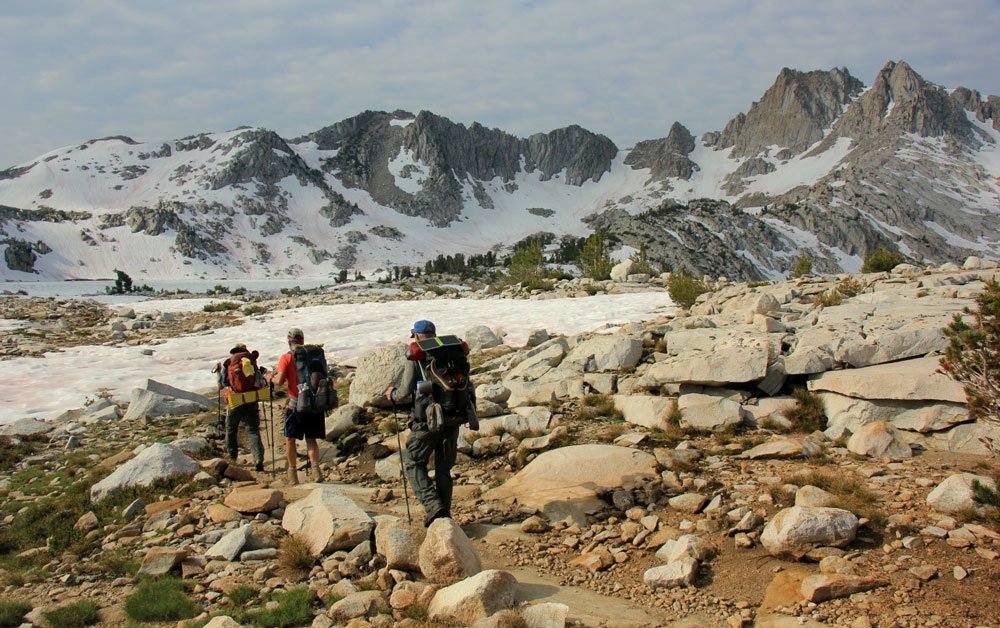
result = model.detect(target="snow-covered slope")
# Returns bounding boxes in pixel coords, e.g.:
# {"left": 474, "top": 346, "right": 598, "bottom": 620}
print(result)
{"left": 1, "top": 61, "right": 998, "bottom": 281}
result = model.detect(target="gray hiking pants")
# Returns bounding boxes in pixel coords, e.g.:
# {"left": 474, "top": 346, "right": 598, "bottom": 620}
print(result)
{"left": 404, "top": 423, "right": 459, "bottom": 516}
{"left": 226, "top": 403, "right": 264, "bottom": 464}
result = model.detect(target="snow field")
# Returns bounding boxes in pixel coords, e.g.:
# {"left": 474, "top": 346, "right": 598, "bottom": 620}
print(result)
{"left": 0, "top": 291, "right": 674, "bottom": 423}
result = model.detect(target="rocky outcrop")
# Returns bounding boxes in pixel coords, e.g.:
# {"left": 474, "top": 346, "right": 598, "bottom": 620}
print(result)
{"left": 625, "top": 122, "right": 697, "bottom": 182}
{"left": 587, "top": 201, "right": 792, "bottom": 280}
{"left": 298, "top": 110, "right": 617, "bottom": 227}
{"left": 2, "top": 238, "right": 44, "bottom": 273}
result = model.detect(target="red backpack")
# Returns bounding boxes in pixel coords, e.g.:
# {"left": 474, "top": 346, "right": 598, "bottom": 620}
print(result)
{"left": 226, "top": 350, "right": 265, "bottom": 393}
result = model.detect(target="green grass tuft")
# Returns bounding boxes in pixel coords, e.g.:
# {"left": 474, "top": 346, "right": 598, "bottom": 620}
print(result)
{"left": 123, "top": 577, "right": 202, "bottom": 622}
{"left": 250, "top": 587, "right": 316, "bottom": 628}
{"left": 0, "top": 599, "right": 32, "bottom": 628}
{"left": 226, "top": 585, "right": 258, "bottom": 607}
{"left": 42, "top": 600, "right": 100, "bottom": 628}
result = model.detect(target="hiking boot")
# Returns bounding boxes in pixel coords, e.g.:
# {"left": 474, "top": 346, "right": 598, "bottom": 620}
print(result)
{"left": 286, "top": 467, "right": 299, "bottom": 485}
{"left": 310, "top": 463, "right": 324, "bottom": 483}
{"left": 423, "top": 506, "right": 449, "bottom": 528}
{"left": 254, "top": 461, "right": 265, "bottom": 473}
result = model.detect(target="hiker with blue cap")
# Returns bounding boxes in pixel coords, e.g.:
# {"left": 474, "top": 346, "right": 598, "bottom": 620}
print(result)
{"left": 386, "top": 319, "right": 478, "bottom": 527}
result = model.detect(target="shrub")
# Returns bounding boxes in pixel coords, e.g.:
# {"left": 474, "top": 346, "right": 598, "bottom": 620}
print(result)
{"left": 520, "top": 276, "right": 554, "bottom": 292}
{"left": 973, "top": 476, "right": 1000, "bottom": 524}
{"left": 940, "top": 279, "right": 1000, "bottom": 454}
{"left": 813, "top": 289, "right": 843, "bottom": 308}
{"left": 123, "top": 578, "right": 201, "bottom": 622}
{"left": 791, "top": 254, "right": 813, "bottom": 278}
{"left": 85, "top": 549, "right": 139, "bottom": 577}
{"left": 861, "top": 247, "right": 906, "bottom": 273}
{"left": 242, "top": 304, "right": 267, "bottom": 316}
{"left": 782, "top": 389, "right": 827, "bottom": 432}
{"left": 403, "top": 602, "right": 429, "bottom": 621}
{"left": 42, "top": 600, "right": 100, "bottom": 628}
{"left": 667, "top": 271, "right": 710, "bottom": 309}
{"left": 0, "top": 434, "right": 46, "bottom": 472}
{"left": 202, "top": 301, "right": 240, "bottom": 313}
{"left": 629, "top": 242, "right": 655, "bottom": 275}
{"left": 250, "top": 587, "right": 316, "bottom": 628}
{"left": 814, "top": 277, "right": 863, "bottom": 307}
{"left": 836, "top": 276, "right": 863, "bottom": 298}
{"left": 0, "top": 600, "right": 32, "bottom": 628}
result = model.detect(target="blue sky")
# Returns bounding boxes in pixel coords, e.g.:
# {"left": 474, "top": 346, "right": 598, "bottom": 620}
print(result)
{"left": 2, "top": 0, "right": 999, "bottom": 168}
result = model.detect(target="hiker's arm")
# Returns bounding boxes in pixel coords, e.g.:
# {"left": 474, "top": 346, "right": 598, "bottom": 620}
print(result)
{"left": 267, "top": 358, "right": 288, "bottom": 388}
{"left": 386, "top": 359, "right": 416, "bottom": 403}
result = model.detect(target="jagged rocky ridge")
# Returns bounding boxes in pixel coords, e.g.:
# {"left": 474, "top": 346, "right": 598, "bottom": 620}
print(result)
{"left": 0, "top": 61, "right": 997, "bottom": 281}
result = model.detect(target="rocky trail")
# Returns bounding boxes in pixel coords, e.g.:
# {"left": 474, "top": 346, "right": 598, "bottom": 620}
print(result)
{"left": 2, "top": 261, "right": 1000, "bottom": 627}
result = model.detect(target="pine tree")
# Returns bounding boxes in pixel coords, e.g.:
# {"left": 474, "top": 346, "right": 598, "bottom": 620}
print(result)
{"left": 940, "top": 279, "right": 1000, "bottom": 454}
{"left": 509, "top": 241, "right": 544, "bottom": 283}
{"left": 578, "top": 232, "right": 613, "bottom": 280}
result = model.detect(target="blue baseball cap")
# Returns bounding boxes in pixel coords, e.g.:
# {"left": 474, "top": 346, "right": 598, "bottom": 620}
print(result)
{"left": 410, "top": 320, "right": 436, "bottom": 337}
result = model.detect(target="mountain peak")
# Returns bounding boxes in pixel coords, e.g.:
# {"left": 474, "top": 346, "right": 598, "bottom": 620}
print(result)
{"left": 710, "top": 66, "right": 863, "bottom": 157}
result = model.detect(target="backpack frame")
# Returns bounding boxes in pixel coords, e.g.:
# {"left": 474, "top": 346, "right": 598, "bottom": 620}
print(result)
{"left": 414, "top": 335, "right": 475, "bottom": 429}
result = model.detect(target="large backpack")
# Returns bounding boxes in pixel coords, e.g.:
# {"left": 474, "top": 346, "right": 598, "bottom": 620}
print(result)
{"left": 413, "top": 335, "right": 474, "bottom": 429}
{"left": 224, "top": 350, "right": 270, "bottom": 409}
{"left": 292, "top": 344, "right": 338, "bottom": 414}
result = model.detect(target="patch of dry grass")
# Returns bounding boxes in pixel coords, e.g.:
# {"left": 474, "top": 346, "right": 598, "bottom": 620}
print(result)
{"left": 783, "top": 389, "right": 827, "bottom": 433}
{"left": 576, "top": 394, "right": 624, "bottom": 422}
{"left": 783, "top": 469, "right": 885, "bottom": 527}
{"left": 278, "top": 535, "right": 314, "bottom": 577}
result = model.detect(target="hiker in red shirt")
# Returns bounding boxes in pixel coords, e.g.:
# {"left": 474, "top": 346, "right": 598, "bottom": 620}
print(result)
{"left": 266, "top": 327, "right": 325, "bottom": 484}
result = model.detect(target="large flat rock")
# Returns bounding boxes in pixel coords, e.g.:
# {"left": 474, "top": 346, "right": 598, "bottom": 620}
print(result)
{"left": 646, "top": 333, "right": 770, "bottom": 385}
{"left": 483, "top": 444, "right": 658, "bottom": 515}
{"left": 807, "top": 356, "right": 965, "bottom": 403}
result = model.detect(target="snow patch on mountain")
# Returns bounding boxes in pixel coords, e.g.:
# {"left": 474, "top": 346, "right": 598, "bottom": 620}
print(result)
{"left": 743, "top": 137, "right": 853, "bottom": 197}
{"left": 387, "top": 148, "right": 428, "bottom": 194}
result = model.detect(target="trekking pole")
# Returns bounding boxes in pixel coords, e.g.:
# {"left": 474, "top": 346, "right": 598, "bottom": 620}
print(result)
{"left": 212, "top": 363, "right": 223, "bottom": 437}
{"left": 269, "top": 382, "right": 276, "bottom": 479}
{"left": 392, "top": 399, "right": 413, "bottom": 525}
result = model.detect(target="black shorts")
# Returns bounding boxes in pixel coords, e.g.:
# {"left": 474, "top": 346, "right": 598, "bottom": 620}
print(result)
{"left": 284, "top": 407, "right": 325, "bottom": 440}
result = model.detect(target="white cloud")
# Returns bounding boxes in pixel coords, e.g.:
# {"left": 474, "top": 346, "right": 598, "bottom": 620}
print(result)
{"left": 1, "top": 0, "right": 998, "bottom": 167}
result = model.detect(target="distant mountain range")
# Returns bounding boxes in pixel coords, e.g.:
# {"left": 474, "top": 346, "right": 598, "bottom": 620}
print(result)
{"left": 1, "top": 60, "right": 997, "bottom": 281}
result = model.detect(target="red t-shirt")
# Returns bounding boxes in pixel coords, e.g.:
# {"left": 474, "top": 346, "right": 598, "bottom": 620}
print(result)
{"left": 276, "top": 352, "right": 298, "bottom": 401}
